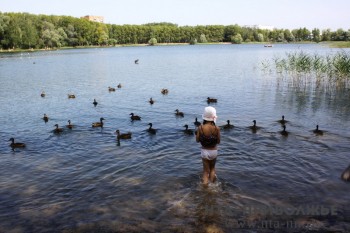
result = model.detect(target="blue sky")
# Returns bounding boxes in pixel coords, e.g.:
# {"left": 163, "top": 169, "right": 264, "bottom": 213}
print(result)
{"left": 1, "top": 0, "right": 349, "bottom": 30}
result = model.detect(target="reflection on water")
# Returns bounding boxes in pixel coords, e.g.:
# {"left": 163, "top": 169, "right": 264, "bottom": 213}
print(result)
{"left": 0, "top": 44, "right": 350, "bottom": 232}
{"left": 274, "top": 73, "right": 350, "bottom": 120}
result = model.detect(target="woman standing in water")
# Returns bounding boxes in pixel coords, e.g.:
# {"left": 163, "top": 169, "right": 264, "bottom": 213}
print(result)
{"left": 196, "top": 106, "right": 221, "bottom": 185}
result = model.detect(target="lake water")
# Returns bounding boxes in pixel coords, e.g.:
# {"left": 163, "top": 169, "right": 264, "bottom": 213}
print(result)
{"left": 0, "top": 44, "right": 349, "bottom": 232}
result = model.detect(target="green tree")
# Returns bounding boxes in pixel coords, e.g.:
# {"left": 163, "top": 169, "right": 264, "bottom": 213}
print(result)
{"left": 189, "top": 38, "right": 197, "bottom": 45}
{"left": 277, "top": 32, "right": 285, "bottom": 42}
{"left": 148, "top": 37, "right": 157, "bottom": 45}
{"left": 95, "top": 23, "right": 109, "bottom": 45}
{"left": 0, "top": 13, "right": 10, "bottom": 48}
{"left": 257, "top": 33, "right": 264, "bottom": 42}
{"left": 224, "top": 24, "right": 241, "bottom": 42}
{"left": 4, "top": 15, "right": 22, "bottom": 49}
{"left": 321, "top": 29, "right": 331, "bottom": 41}
{"left": 284, "top": 29, "right": 295, "bottom": 42}
{"left": 205, "top": 25, "right": 225, "bottom": 42}
{"left": 231, "top": 33, "right": 243, "bottom": 44}
{"left": 241, "top": 27, "right": 254, "bottom": 42}
{"left": 199, "top": 33, "right": 207, "bottom": 43}
{"left": 312, "top": 28, "right": 321, "bottom": 42}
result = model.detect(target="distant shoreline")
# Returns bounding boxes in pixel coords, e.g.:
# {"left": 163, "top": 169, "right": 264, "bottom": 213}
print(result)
{"left": 1, "top": 41, "right": 349, "bottom": 54}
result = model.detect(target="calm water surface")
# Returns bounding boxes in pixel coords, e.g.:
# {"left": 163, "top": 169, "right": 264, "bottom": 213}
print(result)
{"left": 0, "top": 44, "right": 350, "bottom": 232}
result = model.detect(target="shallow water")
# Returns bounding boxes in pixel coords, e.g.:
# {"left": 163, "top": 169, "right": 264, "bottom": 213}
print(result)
{"left": 0, "top": 44, "right": 349, "bottom": 232}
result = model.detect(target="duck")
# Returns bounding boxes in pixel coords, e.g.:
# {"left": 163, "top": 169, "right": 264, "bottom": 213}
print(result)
{"left": 175, "top": 109, "right": 184, "bottom": 117}
{"left": 92, "top": 117, "right": 105, "bottom": 127}
{"left": 66, "top": 120, "right": 74, "bottom": 129}
{"left": 161, "top": 88, "right": 169, "bottom": 95}
{"left": 194, "top": 117, "right": 201, "bottom": 127}
{"left": 149, "top": 97, "right": 154, "bottom": 105}
{"left": 278, "top": 115, "right": 288, "bottom": 125}
{"left": 43, "top": 114, "right": 49, "bottom": 123}
{"left": 249, "top": 120, "right": 260, "bottom": 132}
{"left": 9, "top": 138, "right": 26, "bottom": 149}
{"left": 134, "top": 59, "right": 139, "bottom": 64}
{"left": 147, "top": 123, "right": 157, "bottom": 134}
{"left": 116, "top": 130, "right": 132, "bottom": 139}
{"left": 207, "top": 97, "right": 217, "bottom": 103}
{"left": 313, "top": 125, "right": 323, "bottom": 135}
{"left": 54, "top": 124, "right": 64, "bottom": 133}
{"left": 108, "top": 87, "right": 116, "bottom": 92}
{"left": 68, "top": 94, "right": 76, "bottom": 99}
{"left": 341, "top": 165, "right": 350, "bottom": 181}
{"left": 280, "top": 125, "right": 288, "bottom": 136}
{"left": 183, "top": 124, "right": 194, "bottom": 135}
{"left": 41, "top": 91, "right": 45, "bottom": 97}
{"left": 117, "top": 83, "right": 122, "bottom": 88}
{"left": 223, "top": 120, "right": 234, "bottom": 129}
{"left": 93, "top": 99, "right": 98, "bottom": 106}
{"left": 130, "top": 113, "right": 141, "bottom": 121}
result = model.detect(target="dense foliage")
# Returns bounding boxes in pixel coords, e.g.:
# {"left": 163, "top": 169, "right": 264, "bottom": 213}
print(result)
{"left": 1, "top": 12, "right": 350, "bottom": 50}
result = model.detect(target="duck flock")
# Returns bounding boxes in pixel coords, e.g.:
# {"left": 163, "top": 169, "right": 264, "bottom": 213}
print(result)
{"left": 6, "top": 59, "right": 350, "bottom": 182}
{"left": 8, "top": 89, "right": 324, "bottom": 148}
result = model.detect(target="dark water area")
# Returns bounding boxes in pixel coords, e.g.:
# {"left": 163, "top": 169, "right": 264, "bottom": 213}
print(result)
{"left": 0, "top": 44, "right": 349, "bottom": 232}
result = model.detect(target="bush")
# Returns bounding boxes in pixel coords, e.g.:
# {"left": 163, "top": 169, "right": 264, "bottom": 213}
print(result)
{"left": 231, "top": 34, "right": 243, "bottom": 44}
{"left": 199, "top": 34, "right": 208, "bottom": 43}
{"left": 189, "top": 38, "right": 197, "bottom": 45}
{"left": 148, "top": 37, "right": 157, "bottom": 45}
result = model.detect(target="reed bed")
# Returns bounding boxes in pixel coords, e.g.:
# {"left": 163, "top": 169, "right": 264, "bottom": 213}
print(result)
{"left": 271, "top": 51, "right": 350, "bottom": 78}
{"left": 262, "top": 51, "right": 350, "bottom": 93}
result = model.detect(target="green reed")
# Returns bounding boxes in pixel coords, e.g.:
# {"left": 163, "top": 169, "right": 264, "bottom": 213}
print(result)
{"left": 264, "top": 51, "right": 350, "bottom": 87}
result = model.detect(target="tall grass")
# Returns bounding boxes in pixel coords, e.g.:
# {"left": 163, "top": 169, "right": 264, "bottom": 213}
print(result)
{"left": 263, "top": 51, "right": 350, "bottom": 91}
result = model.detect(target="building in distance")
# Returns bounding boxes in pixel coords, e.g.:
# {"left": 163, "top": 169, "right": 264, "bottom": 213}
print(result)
{"left": 81, "top": 15, "right": 104, "bottom": 23}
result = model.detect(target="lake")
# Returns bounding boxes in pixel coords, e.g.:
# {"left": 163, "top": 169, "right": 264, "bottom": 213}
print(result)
{"left": 0, "top": 44, "right": 349, "bottom": 232}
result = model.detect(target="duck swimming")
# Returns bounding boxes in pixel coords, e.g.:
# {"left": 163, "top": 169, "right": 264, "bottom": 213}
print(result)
{"left": 93, "top": 99, "right": 98, "bottom": 106}
{"left": 223, "top": 120, "right": 234, "bottom": 129}
{"left": 92, "top": 117, "right": 105, "bottom": 127}
{"left": 130, "top": 113, "right": 141, "bottom": 121}
{"left": 149, "top": 97, "right": 154, "bottom": 105}
{"left": 147, "top": 123, "right": 157, "bottom": 134}
{"left": 194, "top": 117, "right": 201, "bottom": 127}
{"left": 54, "top": 124, "right": 63, "bottom": 133}
{"left": 117, "top": 83, "right": 122, "bottom": 88}
{"left": 66, "top": 120, "right": 74, "bottom": 129}
{"left": 9, "top": 138, "right": 26, "bottom": 149}
{"left": 249, "top": 120, "right": 259, "bottom": 132}
{"left": 43, "top": 114, "right": 49, "bottom": 123}
{"left": 161, "top": 88, "right": 169, "bottom": 95}
{"left": 278, "top": 115, "right": 288, "bottom": 125}
{"left": 68, "top": 94, "right": 76, "bottom": 99}
{"left": 116, "top": 130, "right": 132, "bottom": 139}
{"left": 175, "top": 109, "right": 184, "bottom": 117}
{"left": 313, "top": 125, "right": 323, "bottom": 135}
{"left": 134, "top": 59, "right": 139, "bottom": 64}
{"left": 108, "top": 87, "right": 116, "bottom": 92}
{"left": 41, "top": 91, "right": 45, "bottom": 97}
{"left": 207, "top": 97, "right": 217, "bottom": 103}
{"left": 183, "top": 124, "right": 194, "bottom": 135}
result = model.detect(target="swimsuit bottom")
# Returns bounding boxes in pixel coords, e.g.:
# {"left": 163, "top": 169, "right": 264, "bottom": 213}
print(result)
{"left": 201, "top": 148, "right": 218, "bottom": 160}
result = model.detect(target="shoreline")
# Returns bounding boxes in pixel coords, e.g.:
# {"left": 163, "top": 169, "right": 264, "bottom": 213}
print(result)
{"left": 1, "top": 41, "right": 348, "bottom": 54}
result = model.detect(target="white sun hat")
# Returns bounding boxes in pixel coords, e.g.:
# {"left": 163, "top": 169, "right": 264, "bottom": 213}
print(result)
{"left": 202, "top": 106, "right": 217, "bottom": 122}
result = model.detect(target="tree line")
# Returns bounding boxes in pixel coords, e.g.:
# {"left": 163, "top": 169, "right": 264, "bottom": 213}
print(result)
{"left": 1, "top": 12, "right": 349, "bottom": 50}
